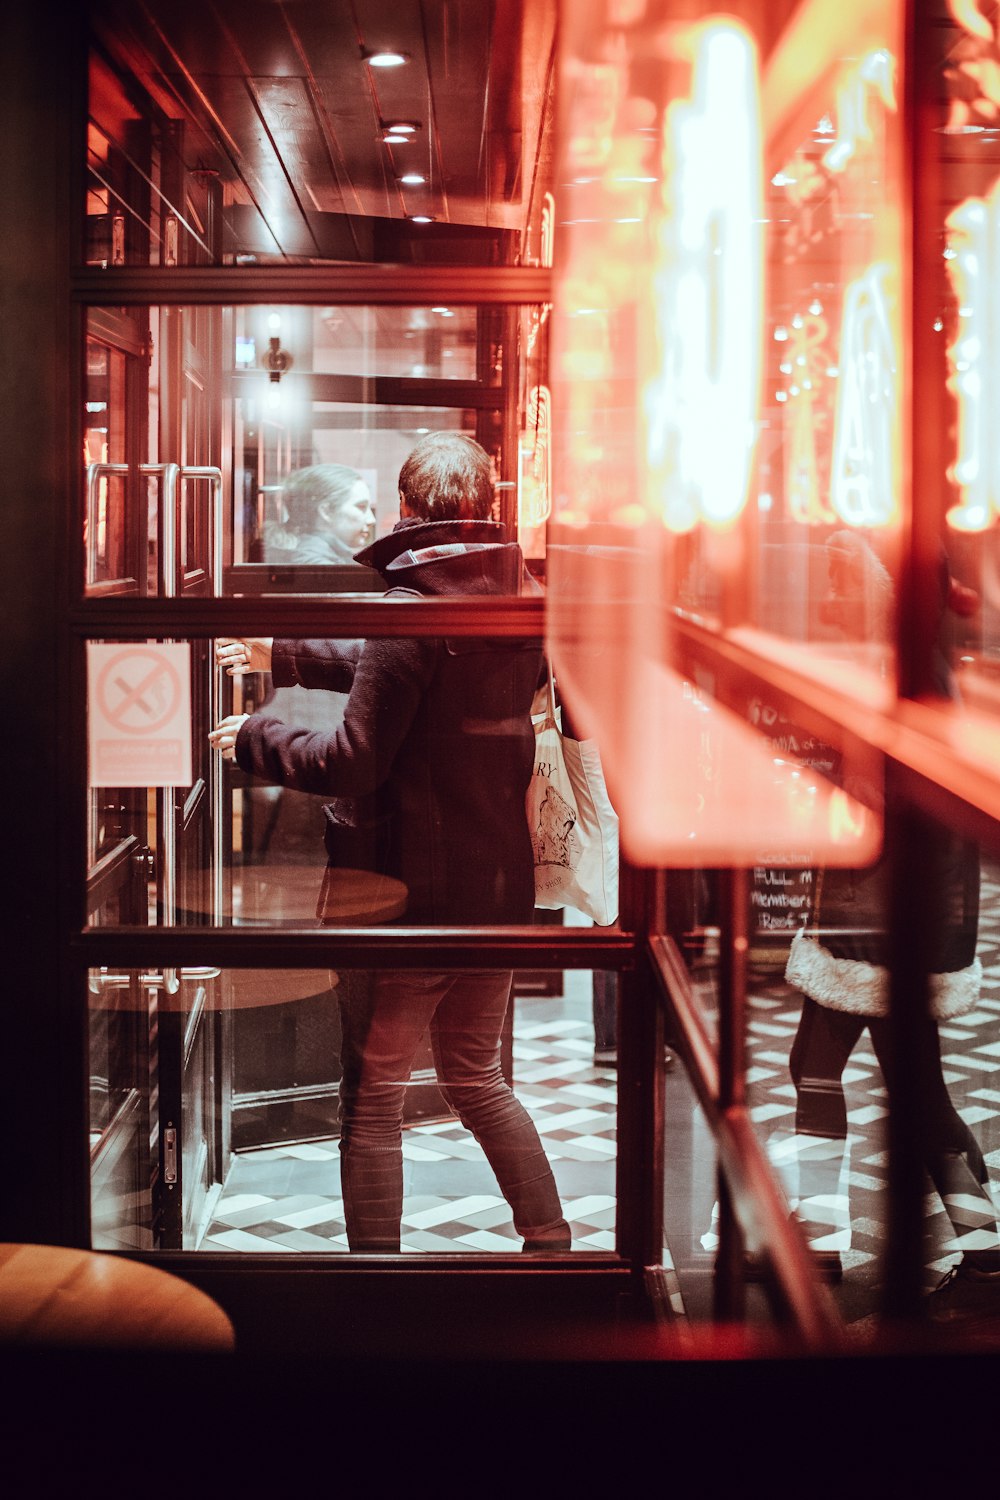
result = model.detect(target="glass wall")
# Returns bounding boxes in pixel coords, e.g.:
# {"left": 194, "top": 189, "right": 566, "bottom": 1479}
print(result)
{"left": 83, "top": 302, "right": 514, "bottom": 600}
{"left": 547, "top": 0, "right": 1000, "bottom": 1341}
{"left": 37, "top": 0, "right": 1000, "bottom": 1346}
{"left": 88, "top": 964, "right": 619, "bottom": 1255}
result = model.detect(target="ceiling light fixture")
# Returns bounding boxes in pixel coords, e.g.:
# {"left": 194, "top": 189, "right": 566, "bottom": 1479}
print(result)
{"left": 408, "top": 214, "right": 435, "bottom": 224}
{"left": 362, "top": 47, "right": 410, "bottom": 68}
{"left": 398, "top": 172, "right": 426, "bottom": 185}
{"left": 381, "top": 121, "right": 419, "bottom": 135}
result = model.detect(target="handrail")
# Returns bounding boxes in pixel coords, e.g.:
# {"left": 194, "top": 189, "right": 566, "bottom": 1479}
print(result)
{"left": 139, "top": 462, "right": 180, "bottom": 598}
{"left": 139, "top": 463, "right": 181, "bottom": 930}
{"left": 86, "top": 835, "right": 140, "bottom": 916}
{"left": 648, "top": 934, "right": 846, "bottom": 1351}
{"left": 179, "top": 466, "right": 224, "bottom": 600}
{"left": 188, "top": 459, "right": 223, "bottom": 924}
{"left": 180, "top": 777, "right": 207, "bottom": 831}
{"left": 71, "top": 924, "right": 638, "bottom": 969}
{"left": 179, "top": 464, "right": 226, "bottom": 926}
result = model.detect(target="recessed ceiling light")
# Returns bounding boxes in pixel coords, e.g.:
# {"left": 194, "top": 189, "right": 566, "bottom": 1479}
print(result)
{"left": 398, "top": 173, "right": 426, "bottom": 185}
{"left": 362, "top": 48, "right": 410, "bottom": 68}
{"left": 383, "top": 133, "right": 410, "bottom": 145}
{"left": 381, "top": 121, "right": 419, "bottom": 135}
{"left": 408, "top": 214, "right": 435, "bottom": 224}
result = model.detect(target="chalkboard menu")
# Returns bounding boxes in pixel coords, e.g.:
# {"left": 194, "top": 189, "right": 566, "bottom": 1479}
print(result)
{"left": 750, "top": 864, "right": 815, "bottom": 936}
{"left": 746, "top": 696, "right": 840, "bottom": 948}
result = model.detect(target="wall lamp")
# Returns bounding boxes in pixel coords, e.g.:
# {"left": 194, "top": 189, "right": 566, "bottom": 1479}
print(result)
{"left": 262, "top": 317, "right": 293, "bottom": 383}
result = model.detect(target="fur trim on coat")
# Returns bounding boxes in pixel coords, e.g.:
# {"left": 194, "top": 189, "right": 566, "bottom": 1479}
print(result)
{"left": 785, "top": 928, "right": 982, "bottom": 1020}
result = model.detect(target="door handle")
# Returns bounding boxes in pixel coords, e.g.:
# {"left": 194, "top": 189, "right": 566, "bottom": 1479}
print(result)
{"left": 88, "top": 967, "right": 219, "bottom": 996}
{"left": 176, "top": 465, "right": 226, "bottom": 923}
{"left": 85, "top": 462, "right": 223, "bottom": 596}
{"left": 88, "top": 968, "right": 180, "bottom": 995}
{"left": 139, "top": 463, "right": 181, "bottom": 598}
{"left": 179, "top": 465, "right": 224, "bottom": 596}
{"left": 84, "top": 462, "right": 129, "bottom": 585}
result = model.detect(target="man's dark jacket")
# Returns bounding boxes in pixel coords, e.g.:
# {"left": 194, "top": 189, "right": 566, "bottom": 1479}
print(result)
{"left": 235, "top": 517, "right": 542, "bottom": 923}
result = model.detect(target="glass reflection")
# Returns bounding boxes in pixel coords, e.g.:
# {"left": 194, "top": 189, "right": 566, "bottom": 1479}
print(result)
{"left": 932, "top": 6, "right": 1000, "bottom": 730}
{"left": 86, "top": 626, "right": 579, "bottom": 933}
{"left": 757, "top": 16, "right": 904, "bottom": 700}
{"left": 216, "top": 420, "right": 544, "bottom": 932}
{"left": 88, "top": 965, "right": 618, "bottom": 1254}
{"left": 549, "top": 0, "right": 902, "bottom": 868}
{"left": 83, "top": 303, "right": 512, "bottom": 597}
{"left": 729, "top": 818, "right": 1000, "bottom": 1330}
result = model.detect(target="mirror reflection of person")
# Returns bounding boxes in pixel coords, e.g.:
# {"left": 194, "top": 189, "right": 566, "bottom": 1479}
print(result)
{"left": 784, "top": 536, "right": 1000, "bottom": 1321}
{"left": 240, "top": 464, "right": 372, "bottom": 860}
{"left": 262, "top": 463, "right": 375, "bottom": 565}
{"left": 211, "top": 433, "right": 571, "bottom": 1256}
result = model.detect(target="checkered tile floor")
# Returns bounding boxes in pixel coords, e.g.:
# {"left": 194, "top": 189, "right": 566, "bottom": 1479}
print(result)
{"left": 734, "top": 860, "right": 1000, "bottom": 1320}
{"left": 203, "top": 973, "right": 619, "bottom": 1254}
{"left": 202, "top": 865, "right": 1000, "bottom": 1331}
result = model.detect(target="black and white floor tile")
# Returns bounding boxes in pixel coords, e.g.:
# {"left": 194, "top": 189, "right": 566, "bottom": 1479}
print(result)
{"left": 733, "top": 861, "right": 1000, "bottom": 1320}
{"left": 202, "top": 867, "right": 1000, "bottom": 1330}
{"left": 203, "top": 975, "right": 619, "bottom": 1255}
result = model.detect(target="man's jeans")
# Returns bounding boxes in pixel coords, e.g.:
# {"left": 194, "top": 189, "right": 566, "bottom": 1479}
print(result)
{"left": 337, "top": 969, "right": 571, "bottom": 1252}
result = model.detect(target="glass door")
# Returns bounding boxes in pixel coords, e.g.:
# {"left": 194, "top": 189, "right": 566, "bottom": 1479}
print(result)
{"left": 84, "top": 290, "right": 538, "bottom": 1227}
{"left": 75, "top": 0, "right": 575, "bottom": 1270}
{"left": 86, "top": 306, "right": 229, "bottom": 1249}
{"left": 223, "top": 301, "right": 513, "bottom": 1147}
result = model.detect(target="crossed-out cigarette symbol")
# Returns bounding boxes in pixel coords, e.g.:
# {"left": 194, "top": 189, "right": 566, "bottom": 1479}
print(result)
{"left": 97, "top": 650, "right": 181, "bottom": 735}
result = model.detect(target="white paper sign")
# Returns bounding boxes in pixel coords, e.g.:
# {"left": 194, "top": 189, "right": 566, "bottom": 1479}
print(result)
{"left": 88, "top": 643, "right": 193, "bottom": 787}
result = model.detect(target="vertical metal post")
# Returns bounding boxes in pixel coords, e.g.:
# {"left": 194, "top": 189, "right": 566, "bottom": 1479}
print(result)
{"left": 899, "top": 0, "right": 946, "bottom": 706}
{"left": 615, "top": 860, "right": 665, "bottom": 1285}
{"left": 881, "top": 790, "right": 935, "bottom": 1321}
{"left": 875, "top": 0, "right": 944, "bottom": 1324}
{"left": 147, "top": 464, "right": 180, "bottom": 931}
{"left": 203, "top": 465, "right": 226, "bottom": 925}
{"left": 174, "top": 464, "right": 227, "bottom": 926}
{"left": 497, "top": 304, "right": 521, "bottom": 537}
{"left": 714, "top": 865, "right": 749, "bottom": 1321}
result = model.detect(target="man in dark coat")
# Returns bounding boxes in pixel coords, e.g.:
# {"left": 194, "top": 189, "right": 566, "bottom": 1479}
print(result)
{"left": 211, "top": 433, "right": 571, "bottom": 1254}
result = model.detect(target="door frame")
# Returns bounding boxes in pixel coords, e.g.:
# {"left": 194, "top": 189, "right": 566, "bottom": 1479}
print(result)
{"left": 1, "top": 8, "right": 659, "bottom": 1342}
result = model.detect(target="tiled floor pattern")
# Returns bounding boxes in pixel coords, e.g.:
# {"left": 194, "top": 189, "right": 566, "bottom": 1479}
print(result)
{"left": 737, "top": 862, "right": 1000, "bottom": 1317}
{"left": 203, "top": 985, "right": 619, "bottom": 1255}
{"left": 203, "top": 868, "right": 1000, "bottom": 1326}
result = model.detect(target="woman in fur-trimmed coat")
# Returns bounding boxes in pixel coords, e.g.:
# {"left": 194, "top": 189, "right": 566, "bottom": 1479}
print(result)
{"left": 785, "top": 829, "right": 983, "bottom": 1151}
{"left": 782, "top": 827, "right": 1000, "bottom": 1301}
{"left": 782, "top": 536, "right": 1000, "bottom": 1294}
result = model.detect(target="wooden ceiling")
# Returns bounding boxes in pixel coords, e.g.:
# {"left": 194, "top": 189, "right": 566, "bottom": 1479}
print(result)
{"left": 89, "top": 0, "right": 557, "bottom": 264}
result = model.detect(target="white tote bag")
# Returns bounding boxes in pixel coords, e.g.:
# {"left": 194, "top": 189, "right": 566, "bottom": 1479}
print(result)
{"left": 525, "top": 665, "right": 619, "bottom": 925}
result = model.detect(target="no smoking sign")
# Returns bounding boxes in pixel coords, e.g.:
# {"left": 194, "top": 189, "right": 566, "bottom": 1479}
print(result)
{"left": 88, "top": 644, "right": 193, "bottom": 787}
